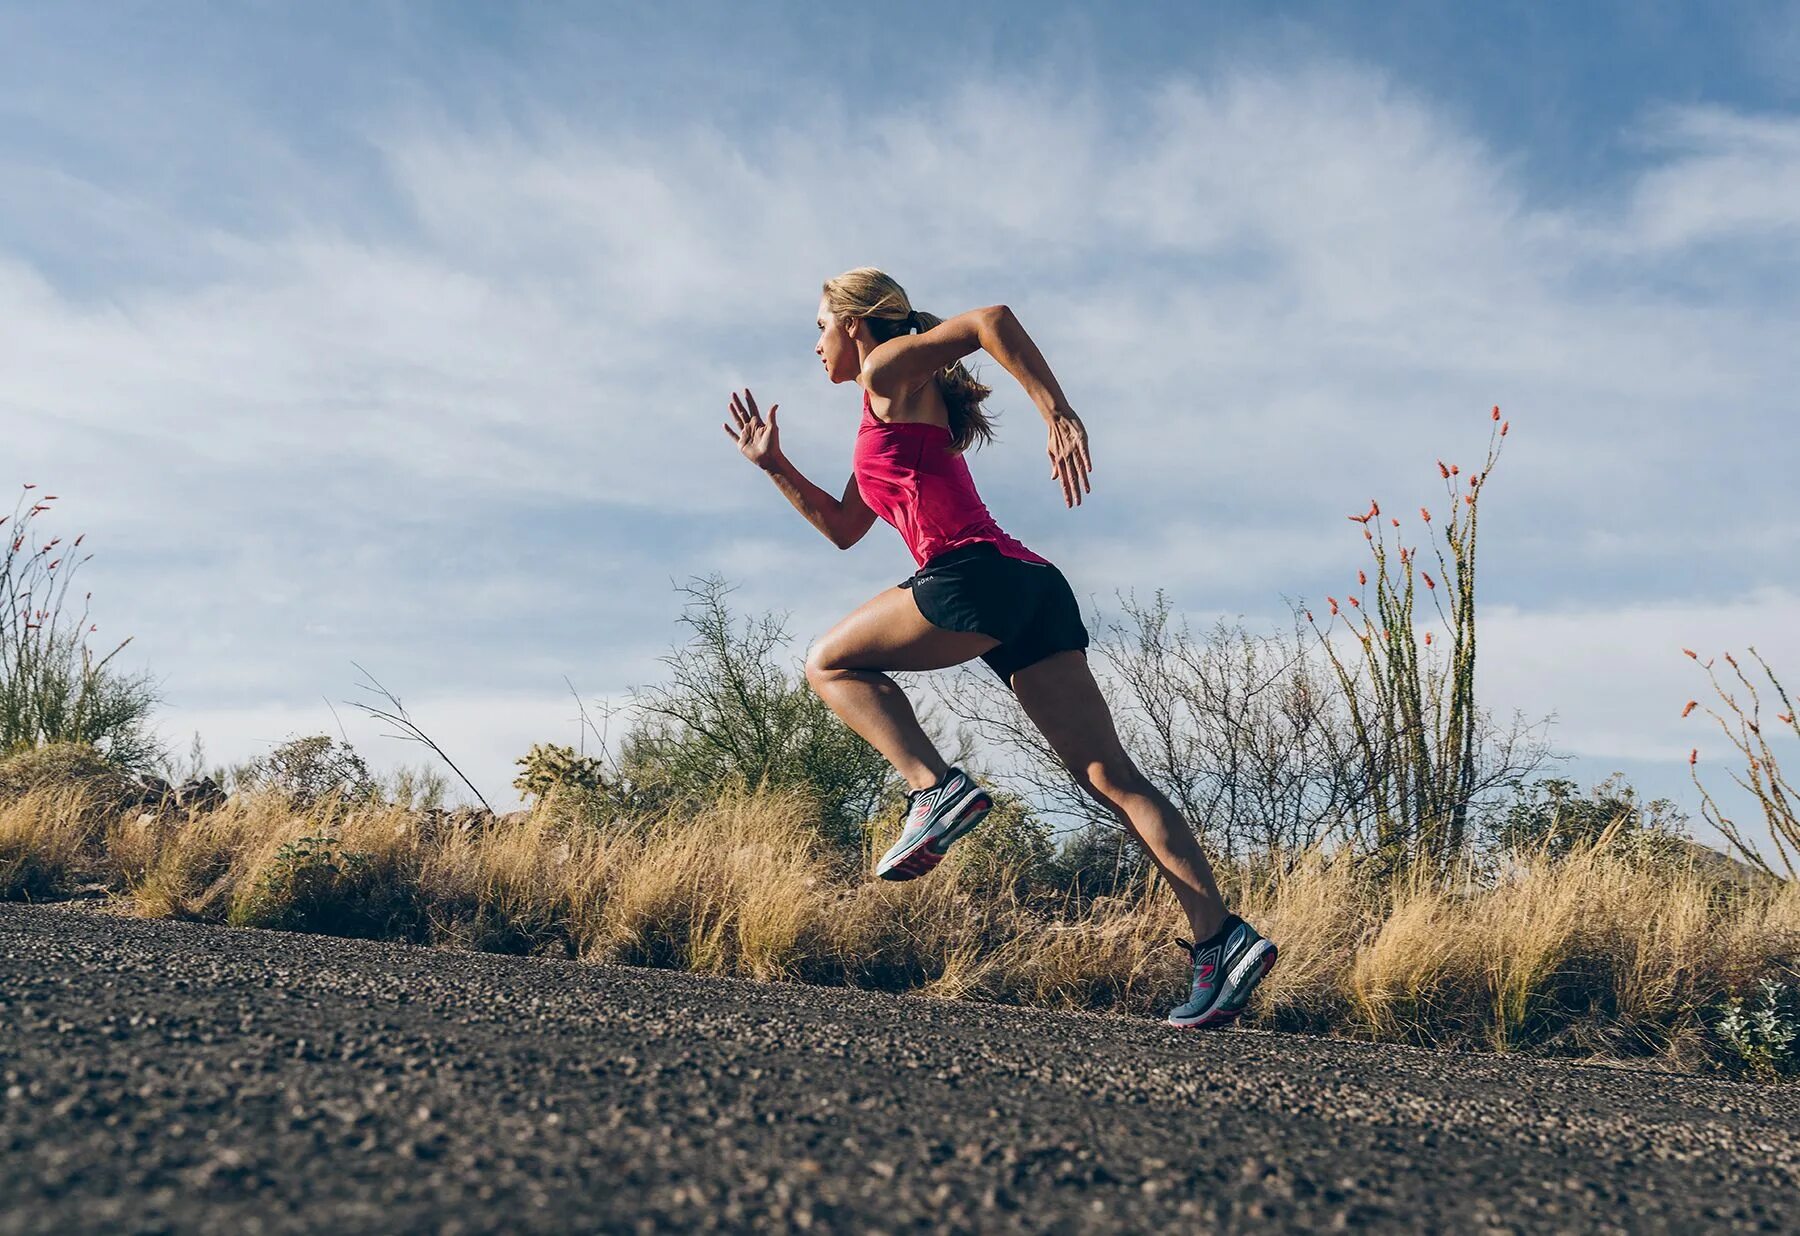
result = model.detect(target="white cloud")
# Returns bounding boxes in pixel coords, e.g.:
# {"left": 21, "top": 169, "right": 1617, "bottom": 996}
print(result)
{"left": 7, "top": 55, "right": 1798, "bottom": 827}
{"left": 1625, "top": 106, "right": 1800, "bottom": 249}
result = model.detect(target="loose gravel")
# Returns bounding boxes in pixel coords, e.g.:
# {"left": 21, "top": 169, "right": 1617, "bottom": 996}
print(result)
{"left": 2, "top": 902, "right": 1795, "bottom": 1234}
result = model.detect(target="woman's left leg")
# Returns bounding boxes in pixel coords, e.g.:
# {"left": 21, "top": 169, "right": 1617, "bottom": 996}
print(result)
{"left": 804, "top": 586, "right": 1000, "bottom": 791}
{"left": 1008, "top": 649, "right": 1229, "bottom": 942}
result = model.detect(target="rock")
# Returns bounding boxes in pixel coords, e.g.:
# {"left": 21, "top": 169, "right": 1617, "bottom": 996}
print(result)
{"left": 125, "top": 774, "right": 174, "bottom": 809}
{"left": 173, "top": 777, "right": 228, "bottom": 814}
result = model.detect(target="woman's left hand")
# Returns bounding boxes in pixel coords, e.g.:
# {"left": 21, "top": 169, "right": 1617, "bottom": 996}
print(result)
{"left": 1045, "top": 407, "right": 1093, "bottom": 508}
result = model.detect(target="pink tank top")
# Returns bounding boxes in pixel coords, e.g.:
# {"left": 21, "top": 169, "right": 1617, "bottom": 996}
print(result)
{"left": 852, "top": 387, "right": 1051, "bottom": 570}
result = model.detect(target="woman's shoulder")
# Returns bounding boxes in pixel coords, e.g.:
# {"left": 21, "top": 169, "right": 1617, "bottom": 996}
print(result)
{"left": 863, "top": 384, "right": 953, "bottom": 433}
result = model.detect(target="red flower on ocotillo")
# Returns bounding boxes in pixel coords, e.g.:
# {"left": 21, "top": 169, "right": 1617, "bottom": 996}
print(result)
{"left": 1328, "top": 597, "right": 1340, "bottom": 615}
{"left": 1724, "top": 652, "right": 1738, "bottom": 668}
{"left": 1363, "top": 527, "right": 1372, "bottom": 540}
{"left": 44, "top": 495, "right": 57, "bottom": 500}
{"left": 22, "top": 483, "right": 34, "bottom": 489}
{"left": 1681, "top": 701, "right": 1697, "bottom": 717}
{"left": 1438, "top": 461, "right": 1449, "bottom": 478}
{"left": 73, "top": 534, "right": 84, "bottom": 547}
{"left": 1305, "top": 611, "right": 1314, "bottom": 623}
{"left": 1683, "top": 648, "right": 1698, "bottom": 659}
{"left": 1420, "top": 507, "right": 1431, "bottom": 522}
{"left": 1348, "top": 596, "right": 1360, "bottom": 608}
{"left": 1492, "top": 406, "right": 1501, "bottom": 421}
{"left": 46, "top": 559, "right": 59, "bottom": 570}
{"left": 1501, "top": 421, "right": 1509, "bottom": 436}
{"left": 1465, "top": 493, "right": 1475, "bottom": 505}
{"left": 1390, "top": 518, "right": 1399, "bottom": 527}
{"left": 1780, "top": 713, "right": 1794, "bottom": 724}
{"left": 1422, "top": 572, "right": 1436, "bottom": 590}
{"left": 1424, "top": 632, "right": 1433, "bottom": 645}
{"left": 1370, "top": 500, "right": 1381, "bottom": 516}
{"left": 1689, "top": 748, "right": 1698, "bottom": 766}
{"left": 89, "top": 624, "right": 97, "bottom": 632}
{"left": 1358, "top": 570, "right": 1366, "bottom": 585}
{"left": 1399, "top": 547, "right": 1409, "bottom": 564}
{"left": 1450, "top": 464, "right": 1459, "bottom": 475}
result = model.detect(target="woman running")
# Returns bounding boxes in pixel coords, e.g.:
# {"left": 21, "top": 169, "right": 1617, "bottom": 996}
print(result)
{"left": 722, "top": 266, "right": 1277, "bottom": 1028}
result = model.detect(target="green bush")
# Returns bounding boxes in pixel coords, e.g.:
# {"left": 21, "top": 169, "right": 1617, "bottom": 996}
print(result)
{"left": 578, "top": 576, "right": 908, "bottom": 847}
{"left": 233, "top": 735, "right": 377, "bottom": 809}
{"left": 1488, "top": 773, "right": 1688, "bottom": 863}
{"left": 950, "top": 790, "right": 1056, "bottom": 895}
{"left": 1711, "top": 977, "right": 1800, "bottom": 1080}
{"left": 228, "top": 834, "right": 423, "bottom": 940}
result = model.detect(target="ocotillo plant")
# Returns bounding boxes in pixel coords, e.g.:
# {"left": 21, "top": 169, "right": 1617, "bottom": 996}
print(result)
{"left": 1681, "top": 646, "right": 1798, "bottom": 881}
{"left": 1307, "top": 406, "right": 1509, "bottom": 873}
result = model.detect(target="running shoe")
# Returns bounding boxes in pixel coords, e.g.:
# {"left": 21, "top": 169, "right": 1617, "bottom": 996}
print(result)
{"left": 1166, "top": 914, "right": 1279, "bottom": 1029}
{"left": 875, "top": 766, "right": 993, "bottom": 881}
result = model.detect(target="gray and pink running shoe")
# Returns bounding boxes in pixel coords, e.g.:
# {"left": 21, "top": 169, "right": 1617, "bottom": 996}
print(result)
{"left": 875, "top": 767, "right": 993, "bottom": 881}
{"left": 1166, "top": 914, "right": 1279, "bottom": 1029}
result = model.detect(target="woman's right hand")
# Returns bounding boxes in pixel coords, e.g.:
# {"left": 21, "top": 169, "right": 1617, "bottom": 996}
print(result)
{"left": 723, "top": 387, "right": 784, "bottom": 471}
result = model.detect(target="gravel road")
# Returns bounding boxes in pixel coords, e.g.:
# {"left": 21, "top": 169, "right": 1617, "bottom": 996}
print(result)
{"left": 2, "top": 901, "right": 1794, "bottom": 1234}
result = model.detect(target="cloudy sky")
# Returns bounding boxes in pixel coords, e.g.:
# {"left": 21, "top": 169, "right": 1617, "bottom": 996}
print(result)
{"left": 6, "top": 2, "right": 1797, "bottom": 848}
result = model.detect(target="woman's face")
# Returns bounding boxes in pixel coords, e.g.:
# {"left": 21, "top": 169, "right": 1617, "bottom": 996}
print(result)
{"left": 815, "top": 294, "right": 861, "bottom": 385}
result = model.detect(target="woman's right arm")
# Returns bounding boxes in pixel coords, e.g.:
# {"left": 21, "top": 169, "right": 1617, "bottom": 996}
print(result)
{"left": 724, "top": 387, "right": 875, "bottom": 549}
{"left": 761, "top": 459, "right": 877, "bottom": 550}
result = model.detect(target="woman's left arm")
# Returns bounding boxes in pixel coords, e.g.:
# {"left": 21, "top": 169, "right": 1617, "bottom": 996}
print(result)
{"left": 863, "top": 304, "right": 1094, "bottom": 507}
{"left": 979, "top": 306, "right": 1093, "bottom": 508}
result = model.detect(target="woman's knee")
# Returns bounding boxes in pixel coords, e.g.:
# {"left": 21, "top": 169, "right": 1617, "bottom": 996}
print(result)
{"left": 803, "top": 641, "right": 838, "bottom": 687}
{"left": 1071, "top": 756, "right": 1150, "bottom": 804}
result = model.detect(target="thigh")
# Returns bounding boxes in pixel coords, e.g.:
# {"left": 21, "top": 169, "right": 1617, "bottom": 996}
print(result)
{"left": 809, "top": 586, "right": 1001, "bottom": 673}
{"left": 1008, "top": 648, "right": 1132, "bottom": 776}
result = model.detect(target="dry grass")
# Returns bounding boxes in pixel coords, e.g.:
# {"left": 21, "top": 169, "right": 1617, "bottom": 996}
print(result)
{"left": 4, "top": 778, "right": 1797, "bottom": 1074}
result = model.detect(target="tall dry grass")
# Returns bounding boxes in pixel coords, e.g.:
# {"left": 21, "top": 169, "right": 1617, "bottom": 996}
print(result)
{"left": 4, "top": 778, "right": 1796, "bottom": 1073}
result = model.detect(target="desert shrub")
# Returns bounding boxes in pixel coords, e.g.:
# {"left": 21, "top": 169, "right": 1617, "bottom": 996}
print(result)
{"left": 1709, "top": 977, "right": 1800, "bottom": 1079}
{"left": 602, "top": 575, "right": 914, "bottom": 847}
{"left": 1488, "top": 773, "right": 1689, "bottom": 865}
{"left": 2, "top": 488, "right": 164, "bottom": 773}
{"left": 0, "top": 739, "right": 151, "bottom": 816}
{"left": 381, "top": 762, "right": 450, "bottom": 812}
{"left": 233, "top": 734, "right": 377, "bottom": 809}
{"left": 948, "top": 790, "right": 1056, "bottom": 896}
{"left": 1047, "top": 821, "right": 1149, "bottom": 902}
{"left": 227, "top": 832, "right": 423, "bottom": 940}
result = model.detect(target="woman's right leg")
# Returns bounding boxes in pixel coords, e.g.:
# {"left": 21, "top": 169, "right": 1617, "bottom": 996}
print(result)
{"left": 1007, "top": 648, "right": 1228, "bottom": 941}
{"left": 803, "top": 586, "right": 1000, "bottom": 792}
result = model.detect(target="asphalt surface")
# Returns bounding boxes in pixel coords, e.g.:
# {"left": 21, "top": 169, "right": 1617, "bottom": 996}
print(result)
{"left": 2, "top": 902, "right": 1795, "bottom": 1235}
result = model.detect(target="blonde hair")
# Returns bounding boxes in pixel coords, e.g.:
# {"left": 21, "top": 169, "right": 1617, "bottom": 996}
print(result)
{"left": 821, "top": 266, "right": 997, "bottom": 453}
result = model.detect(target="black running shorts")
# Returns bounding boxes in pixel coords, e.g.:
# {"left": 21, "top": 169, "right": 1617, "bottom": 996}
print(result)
{"left": 900, "top": 541, "right": 1091, "bottom": 687}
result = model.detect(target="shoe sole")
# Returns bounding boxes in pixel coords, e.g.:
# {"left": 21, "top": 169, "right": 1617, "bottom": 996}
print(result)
{"left": 876, "top": 787, "right": 992, "bottom": 881}
{"left": 1166, "top": 940, "right": 1279, "bottom": 1029}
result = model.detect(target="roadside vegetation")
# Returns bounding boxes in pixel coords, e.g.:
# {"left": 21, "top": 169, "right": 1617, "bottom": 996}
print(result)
{"left": 4, "top": 413, "right": 1797, "bottom": 1081}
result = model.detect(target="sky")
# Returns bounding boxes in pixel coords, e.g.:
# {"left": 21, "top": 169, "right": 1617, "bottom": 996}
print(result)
{"left": 5, "top": 2, "right": 1797, "bottom": 853}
